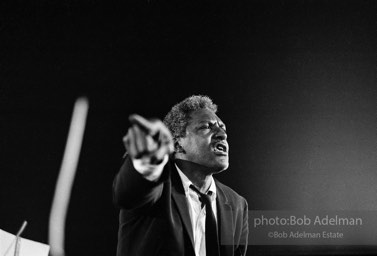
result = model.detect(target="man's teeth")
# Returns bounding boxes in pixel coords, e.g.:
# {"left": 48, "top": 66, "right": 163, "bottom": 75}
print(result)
{"left": 215, "top": 144, "right": 226, "bottom": 152}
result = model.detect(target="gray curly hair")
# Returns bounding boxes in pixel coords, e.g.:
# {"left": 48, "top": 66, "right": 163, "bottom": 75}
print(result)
{"left": 163, "top": 95, "right": 218, "bottom": 151}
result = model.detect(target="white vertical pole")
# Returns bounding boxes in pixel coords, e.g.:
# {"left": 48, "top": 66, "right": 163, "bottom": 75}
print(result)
{"left": 48, "top": 97, "right": 89, "bottom": 256}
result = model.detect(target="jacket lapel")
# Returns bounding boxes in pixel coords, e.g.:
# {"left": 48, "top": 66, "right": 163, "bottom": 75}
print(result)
{"left": 170, "top": 165, "right": 195, "bottom": 249}
{"left": 216, "top": 181, "right": 235, "bottom": 256}
{"left": 170, "top": 163, "right": 236, "bottom": 256}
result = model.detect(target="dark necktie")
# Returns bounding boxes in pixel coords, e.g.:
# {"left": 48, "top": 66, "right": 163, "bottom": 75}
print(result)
{"left": 190, "top": 185, "right": 220, "bottom": 256}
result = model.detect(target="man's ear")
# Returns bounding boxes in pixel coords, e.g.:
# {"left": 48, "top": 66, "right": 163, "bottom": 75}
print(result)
{"left": 175, "top": 141, "right": 186, "bottom": 154}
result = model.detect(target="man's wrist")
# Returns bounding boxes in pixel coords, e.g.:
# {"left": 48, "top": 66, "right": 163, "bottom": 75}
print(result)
{"left": 132, "top": 154, "right": 169, "bottom": 182}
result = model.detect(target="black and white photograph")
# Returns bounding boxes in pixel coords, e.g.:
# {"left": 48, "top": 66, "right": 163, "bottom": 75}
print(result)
{"left": 2, "top": 0, "right": 377, "bottom": 255}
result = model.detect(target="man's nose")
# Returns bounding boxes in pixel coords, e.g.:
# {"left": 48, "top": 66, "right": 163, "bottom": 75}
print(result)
{"left": 214, "top": 126, "right": 227, "bottom": 140}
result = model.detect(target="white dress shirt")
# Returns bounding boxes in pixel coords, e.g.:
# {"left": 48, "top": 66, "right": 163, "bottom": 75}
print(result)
{"left": 176, "top": 165, "right": 217, "bottom": 256}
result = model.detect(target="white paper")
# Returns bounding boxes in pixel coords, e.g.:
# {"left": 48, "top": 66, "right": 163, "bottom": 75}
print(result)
{"left": 0, "top": 229, "right": 50, "bottom": 256}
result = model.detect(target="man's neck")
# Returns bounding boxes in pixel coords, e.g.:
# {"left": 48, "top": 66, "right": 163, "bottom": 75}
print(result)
{"left": 174, "top": 159, "right": 213, "bottom": 193}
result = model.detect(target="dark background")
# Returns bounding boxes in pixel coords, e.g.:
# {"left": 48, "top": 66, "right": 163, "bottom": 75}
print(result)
{"left": 2, "top": 0, "right": 377, "bottom": 255}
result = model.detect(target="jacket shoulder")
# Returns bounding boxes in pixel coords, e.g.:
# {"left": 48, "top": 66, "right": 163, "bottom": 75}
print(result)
{"left": 215, "top": 179, "right": 248, "bottom": 209}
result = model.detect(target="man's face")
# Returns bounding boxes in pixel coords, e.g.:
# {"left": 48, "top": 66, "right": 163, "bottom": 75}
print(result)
{"left": 176, "top": 108, "right": 229, "bottom": 173}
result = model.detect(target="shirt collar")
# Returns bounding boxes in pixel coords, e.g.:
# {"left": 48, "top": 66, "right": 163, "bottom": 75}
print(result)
{"left": 175, "top": 164, "right": 217, "bottom": 199}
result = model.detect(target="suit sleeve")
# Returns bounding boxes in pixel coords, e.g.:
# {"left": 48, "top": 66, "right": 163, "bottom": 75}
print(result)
{"left": 241, "top": 199, "right": 249, "bottom": 255}
{"left": 113, "top": 156, "right": 169, "bottom": 210}
{"left": 236, "top": 198, "right": 249, "bottom": 256}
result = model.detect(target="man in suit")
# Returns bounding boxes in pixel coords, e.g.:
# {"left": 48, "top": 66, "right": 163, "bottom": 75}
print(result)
{"left": 113, "top": 95, "right": 248, "bottom": 256}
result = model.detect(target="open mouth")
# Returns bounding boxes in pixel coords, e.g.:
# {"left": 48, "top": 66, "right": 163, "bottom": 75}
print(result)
{"left": 213, "top": 142, "right": 228, "bottom": 155}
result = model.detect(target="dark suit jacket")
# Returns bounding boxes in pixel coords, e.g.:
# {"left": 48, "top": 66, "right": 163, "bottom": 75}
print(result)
{"left": 113, "top": 156, "right": 249, "bottom": 256}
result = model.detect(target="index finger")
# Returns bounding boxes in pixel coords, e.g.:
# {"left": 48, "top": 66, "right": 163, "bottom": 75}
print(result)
{"left": 129, "top": 114, "right": 159, "bottom": 135}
